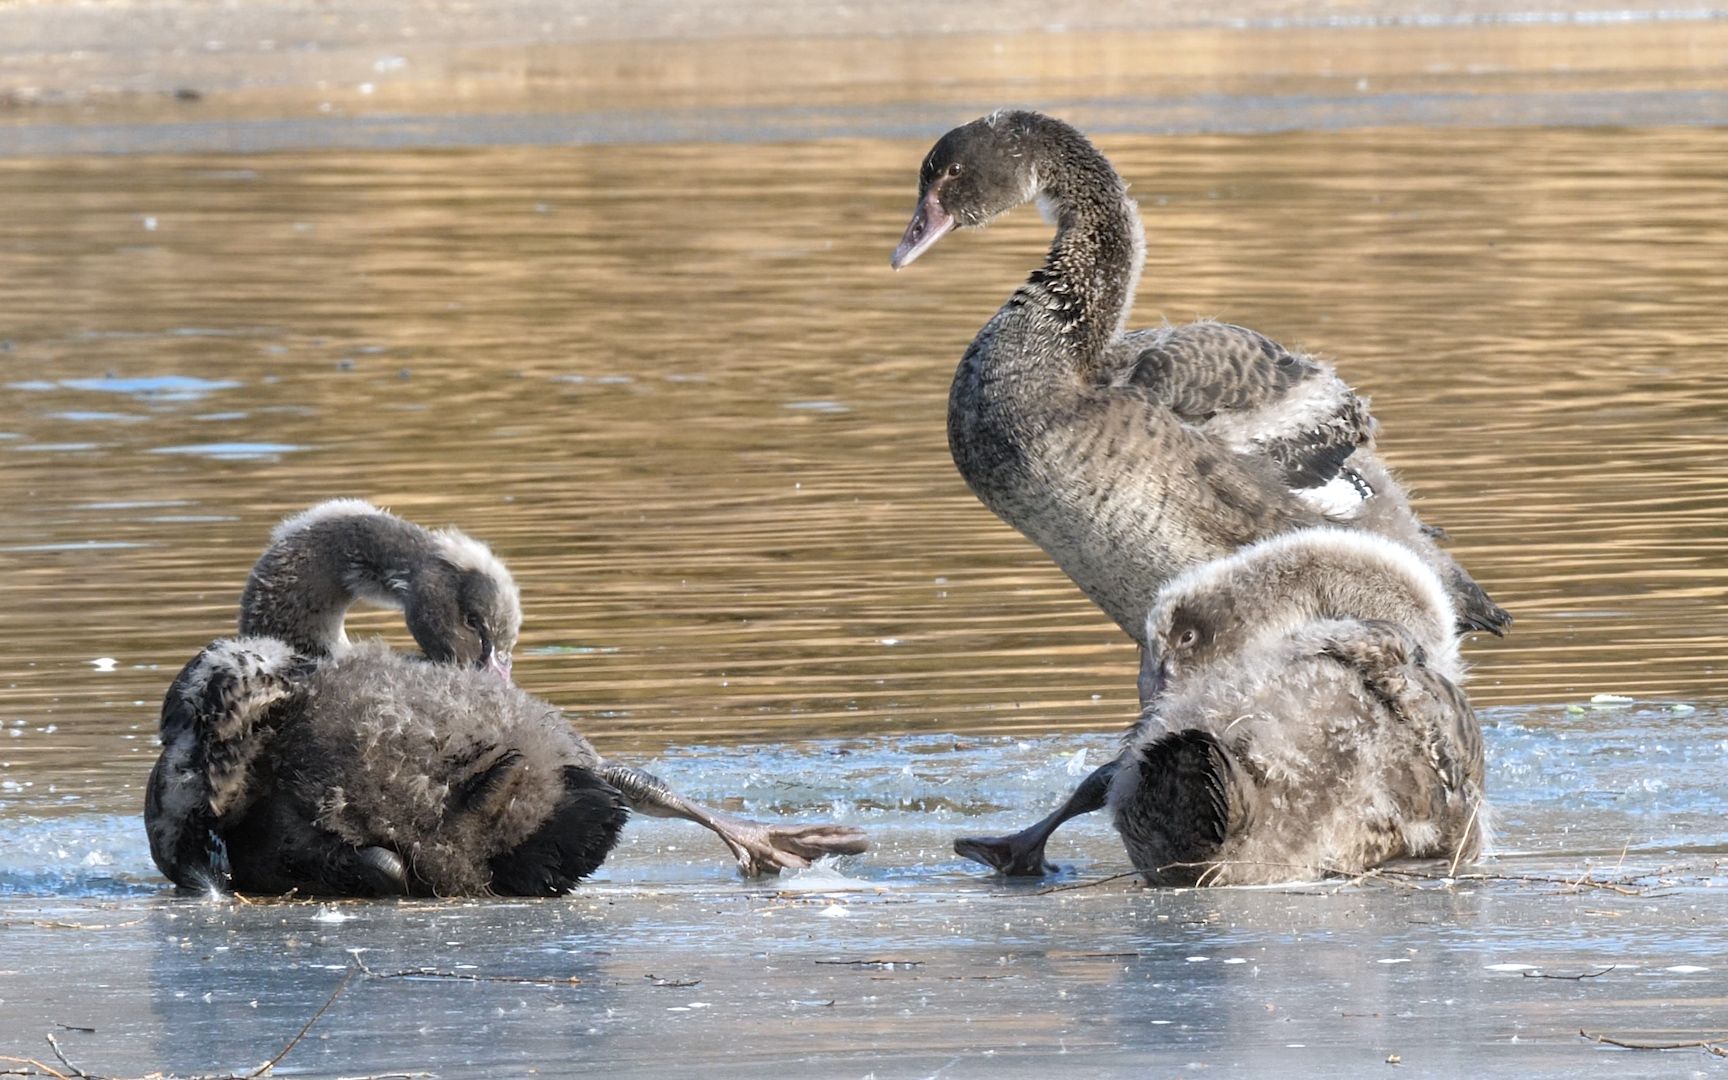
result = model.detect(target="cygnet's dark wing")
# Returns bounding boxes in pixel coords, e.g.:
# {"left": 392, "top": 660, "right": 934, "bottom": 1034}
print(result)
{"left": 488, "top": 767, "right": 630, "bottom": 896}
{"left": 144, "top": 639, "right": 309, "bottom": 892}
{"left": 1318, "top": 619, "right": 1486, "bottom": 848}
{"left": 1117, "top": 728, "right": 1237, "bottom": 883}
{"left": 1109, "top": 323, "right": 1375, "bottom": 510}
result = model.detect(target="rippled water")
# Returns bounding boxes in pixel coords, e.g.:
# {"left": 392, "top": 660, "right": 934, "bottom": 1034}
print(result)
{"left": 2, "top": 128, "right": 1726, "bottom": 793}
{"left": 1, "top": 123, "right": 1725, "bottom": 1074}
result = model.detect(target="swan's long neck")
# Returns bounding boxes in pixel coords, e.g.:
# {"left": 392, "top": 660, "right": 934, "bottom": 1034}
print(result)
{"left": 1010, "top": 121, "right": 1145, "bottom": 378}
{"left": 238, "top": 510, "right": 436, "bottom": 655}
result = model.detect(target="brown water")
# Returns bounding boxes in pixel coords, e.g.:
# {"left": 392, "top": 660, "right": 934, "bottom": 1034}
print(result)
{"left": 2, "top": 125, "right": 1726, "bottom": 808}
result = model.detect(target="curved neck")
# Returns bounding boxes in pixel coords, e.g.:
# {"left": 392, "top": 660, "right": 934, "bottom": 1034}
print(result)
{"left": 238, "top": 511, "right": 437, "bottom": 655}
{"left": 1011, "top": 119, "right": 1145, "bottom": 377}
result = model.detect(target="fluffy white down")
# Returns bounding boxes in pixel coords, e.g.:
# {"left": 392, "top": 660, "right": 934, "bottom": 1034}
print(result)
{"left": 1152, "top": 528, "right": 1454, "bottom": 652}
{"left": 270, "top": 498, "right": 390, "bottom": 544}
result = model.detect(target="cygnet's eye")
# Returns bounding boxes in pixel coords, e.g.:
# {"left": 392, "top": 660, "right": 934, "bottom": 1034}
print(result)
{"left": 946, "top": 161, "right": 963, "bottom": 178}
{"left": 1177, "top": 627, "right": 1199, "bottom": 649}
{"left": 464, "top": 612, "right": 484, "bottom": 633}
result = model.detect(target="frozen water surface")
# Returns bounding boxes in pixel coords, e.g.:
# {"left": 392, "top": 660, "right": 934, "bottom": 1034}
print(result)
{"left": 2, "top": 718, "right": 1725, "bottom": 1078}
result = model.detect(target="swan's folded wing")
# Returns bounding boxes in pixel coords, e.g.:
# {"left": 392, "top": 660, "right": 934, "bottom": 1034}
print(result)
{"left": 1316, "top": 619, "right": 1485, "bottom": 816}
{"left": 1112, "top": 322, "right": 1375, "bottom": 498}
{"left": 1108, "top": 391, "right": 1321, "bottom": 547}
{"left": 1112, "top": 322, "right": 1311, "bottom": 412}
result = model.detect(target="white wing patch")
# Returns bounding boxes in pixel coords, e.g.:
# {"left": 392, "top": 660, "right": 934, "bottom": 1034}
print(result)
{"left": 1296, "top": 471, "right": 1373, "bottom": 519}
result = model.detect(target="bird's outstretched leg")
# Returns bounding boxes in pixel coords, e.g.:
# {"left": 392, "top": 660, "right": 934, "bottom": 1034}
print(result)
{"left": 600, "top": 763, "right": 868, "bottom": 877}
{"left": 953, "top": 758, "right": 1120, "bottom": 876}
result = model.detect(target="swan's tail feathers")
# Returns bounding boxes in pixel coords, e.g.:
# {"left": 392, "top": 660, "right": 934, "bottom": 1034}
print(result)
{"left": 1448, "top": 571, "right": 1513, "bottom": 638}
{"left": 147, "top": 637, "right": 309, "bottom": 892}
{"left": 488, "top": 767, "right": 629, "bottom": 897}
{"left": 1120, "top": 729, "right": 1235, "bottom": 885}
{"left": 161, "top": 638, "right": 309, "bottom": 820}
{"left": 144, "top": 743, "right": 230, "bottom": 893}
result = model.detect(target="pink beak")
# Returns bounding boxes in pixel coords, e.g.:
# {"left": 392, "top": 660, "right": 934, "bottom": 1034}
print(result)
{"left": 488, "top": 651, "right": 513, "bottom": 683}
{"left": 890, "top": 189, "right": 955, "bottom": 270}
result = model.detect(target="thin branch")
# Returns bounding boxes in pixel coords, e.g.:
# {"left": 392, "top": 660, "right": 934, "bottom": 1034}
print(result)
{"left": 1447, "top": 801, "right": 1480, "bottom": 879}
{"left": 1035, "top": 871, "right": 1143, "bottom": 895}
{"left": 248, "top": 965, "right": 355, "bottom": 1078}
{"left": 1580, "top": 1030, "right": 1728, "bottom": 1056}
{"left": 1523, "top": 966, "right": 1615, "bottom": 980}
{"left": 42, "top": 1037, "right": 85, "bottom": 1080}
{"left": 351, "top": 957, "right": 580, "bottom": 986}
{"left": 0, "top": 1056, "right": 70, "bottom": 1080}
{"left": 1023, "top": 856, "right": 1691, "bottom": 897}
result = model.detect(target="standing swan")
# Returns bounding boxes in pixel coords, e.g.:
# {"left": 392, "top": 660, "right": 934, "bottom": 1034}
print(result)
{"left": 889, "top": 111, "right": 1507, "bottom": 873}
{"left": 1111, "top": 529, "right": 1487, "bottom": 885}
{"left": 146, "top": 502, "right": 868, "bottom": 896}
{"left": 891, "top": 109, "right": 1508, "bottom": 645}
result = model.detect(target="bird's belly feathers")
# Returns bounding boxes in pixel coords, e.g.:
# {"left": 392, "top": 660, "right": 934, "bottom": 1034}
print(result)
{"left": 949, "top": 376, "right": 1192, "bottom": 639}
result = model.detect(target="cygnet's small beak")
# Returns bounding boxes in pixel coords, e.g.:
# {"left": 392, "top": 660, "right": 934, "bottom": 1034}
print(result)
{"left": 890, "top": 190, "right": 955, "bottom": 270}
{"left": 1137, "top": 645, "right": 1169, "bottom": 706}
{"left": 487, "top": 650, "right": 513, "bottom": 683}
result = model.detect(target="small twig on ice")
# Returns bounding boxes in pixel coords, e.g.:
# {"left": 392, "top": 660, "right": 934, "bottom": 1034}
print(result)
{"left": 1523, "top": 966, "right": 1615, "bottom": 980}
{"left": 644, "top": 975, "right": 701, "bottom": 988}
{"left": 814, "top": 958, "right": 924, "bottom": 968}
{"left": 1035, "top": 871, "right": 1143, "bottom": 895}
{"left": 1579, "top": 1029, "right": 1728, "bottom": 1056}
{"left": 352, "top": 956, "right": 580, "bottom": 986}
{"left": 248, "top": 965, "right": 356, "bottom": 1078}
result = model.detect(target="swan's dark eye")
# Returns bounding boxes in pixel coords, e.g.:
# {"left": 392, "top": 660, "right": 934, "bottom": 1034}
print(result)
{"left": 464, "top": 612, "right": 483, "bottom": 632}
{"left": 1177, "top": 628, "right": 1199, "bottom": 648}
{"left": 946, "top": 162, "right": 963, "bottom": 178}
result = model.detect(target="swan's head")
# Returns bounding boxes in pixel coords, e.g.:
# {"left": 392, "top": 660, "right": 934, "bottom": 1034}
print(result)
{"left": 891, "top": 111, "right": 1043, "bottom": 270}
{"left": 404, "top": 529, "right": 522, "bottom": 681}
{"left": 1139, "top": 529, "right": 1457, "bottom": 698}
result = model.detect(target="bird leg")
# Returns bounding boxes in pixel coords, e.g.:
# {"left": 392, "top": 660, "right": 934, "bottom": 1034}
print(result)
{"left": 954, "top": 758, "right": 1121, "bottom": 876}
{"left": 600, "top": 763, "right": 868, "bottom": 877}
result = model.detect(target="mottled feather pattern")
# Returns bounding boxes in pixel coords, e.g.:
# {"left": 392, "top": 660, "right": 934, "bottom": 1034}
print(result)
{"left": 1111, "top": 322, "right": 1378, "bottom": 504}
{"left": 146, "top": 637, "right": 308, "bottom": 890}
{"left": 286, "top": 642, "right": 602, "bottom": 895}
{"left": 165, "top": 638, "right": 306, "bottom": 819}
{"left": 937, "top": 112, "right": 1509, "bottom": 640}
{"left": 1111, "top": 530, "right": 1486, "bottom": 885}
{"left": 1116, "top": 640, "right": 1483, "bottom": 885}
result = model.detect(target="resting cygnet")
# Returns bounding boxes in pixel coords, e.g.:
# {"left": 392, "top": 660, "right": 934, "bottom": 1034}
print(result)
{"left": 155, "top": 638, "right": 864, "bottom": 897}
{"left": 146, "top": 502, "right": 868, "bottom": 896}
{"left": 966, "top": 530, "right": 1487, "bottom": 882}
{"left": 1113, "top": 529, "right": 1487, "bottom": 885}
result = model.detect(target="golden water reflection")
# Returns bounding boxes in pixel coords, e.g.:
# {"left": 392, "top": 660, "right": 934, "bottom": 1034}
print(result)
{"left": 0, "top": 125, "right": 1724, "bottom": 809}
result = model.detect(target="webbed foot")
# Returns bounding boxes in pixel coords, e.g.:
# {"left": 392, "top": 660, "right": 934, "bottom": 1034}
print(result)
{"left": 954, "top": 831, "right": 1059, "bottom": 877}
{"left": 712, "top": 818, "right": 870, "bottom": 877}
{"left": 953, "top": 758, "right": 1123, "bottom": 878}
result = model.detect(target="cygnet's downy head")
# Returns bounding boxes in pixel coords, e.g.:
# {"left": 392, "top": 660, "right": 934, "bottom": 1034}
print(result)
{"left": 1138, "top": 529, "right": 1457, "bottom": 700}
{"left": 891, "top": 111, "right": 1042, "bottom": 269}
{"left": 404, "top": 529, "right": 522, "bottom": 681}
